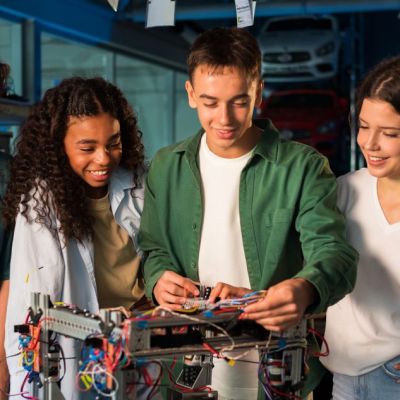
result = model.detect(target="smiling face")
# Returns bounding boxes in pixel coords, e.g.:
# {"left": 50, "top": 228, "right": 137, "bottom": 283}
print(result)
{"left": 64, "top": 112, "right": 122, "bottom": 199}
{"left": 185, "top": 65, "right": 263, "bottom": 158}
{"left": 358, "top": 98, "right": 400, "bottom": 181}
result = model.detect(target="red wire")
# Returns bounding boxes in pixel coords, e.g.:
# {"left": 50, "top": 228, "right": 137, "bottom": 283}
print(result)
{"left": 170, "top": 356, "right": 177, "bottom": 370}
{"left": 146, "top": 361, "right": 163, "bottom": 400}
{"left": 202, "top": 343, "right": 219, "bottom": 356}
{"left": 24, "top": 311, "right": 30, "bottom": 324}
{"left": 20, "top": 373, "right": 39, "bottom": 400}
{"left": 262, "top": 365, "right": 302, "bottom": 400}
{"left": 269, "top": 384, "right": 303, "bottom": 400}
{"left": 308, "top": 327, "right": 330, "bottom": 357}
{"left": 211, "top": 307, "right": 238, "bottom": 314}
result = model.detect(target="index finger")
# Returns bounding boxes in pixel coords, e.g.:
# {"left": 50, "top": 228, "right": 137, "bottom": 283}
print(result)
{"left": 208, "top": 283, "right": 225, "bottom": 303}
{"left": 167, "top": 274, "right": 199, "bottom": 297}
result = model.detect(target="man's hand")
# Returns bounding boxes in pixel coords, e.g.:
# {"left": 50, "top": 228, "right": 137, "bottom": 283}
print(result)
{"left": 153, "top": 271, "right": 199, "bottom": 311}
{"left": 208, "top": 282, "right": 252, "bottom": 303}
{"left": 240, "top": 278, "right": 317, "bottom": 331}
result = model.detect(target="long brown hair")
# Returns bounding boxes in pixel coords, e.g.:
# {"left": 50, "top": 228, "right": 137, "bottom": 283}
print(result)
{"left": 356, "top": 56, "right": 400, "bottom": 118}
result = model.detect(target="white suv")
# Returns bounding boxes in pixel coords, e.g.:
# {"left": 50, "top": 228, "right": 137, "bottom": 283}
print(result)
{"left": 258, "top": 15, "right": 340, "bottom": 83}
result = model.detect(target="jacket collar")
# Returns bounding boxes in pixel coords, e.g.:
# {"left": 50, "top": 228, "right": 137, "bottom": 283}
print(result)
{"left": 172, "top": 119, "right": 280, "bottom": 163}
{"left": 109, "top": 167, "right": 134, "bottom": 193}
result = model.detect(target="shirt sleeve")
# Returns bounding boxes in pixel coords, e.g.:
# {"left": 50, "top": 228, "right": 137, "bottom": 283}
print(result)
{"left": 139, "top": 157, "right": 184, "bottom": 301}
{"left": 293, "top": 154, "right": 358, "bottom": 314}
{"left": 5, "top": 209, "right": 65, "bottom": 388}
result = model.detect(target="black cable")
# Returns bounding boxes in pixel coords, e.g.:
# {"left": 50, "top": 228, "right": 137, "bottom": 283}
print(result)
{"left": 146, "top": 361, "right": 163, "bottom": 400}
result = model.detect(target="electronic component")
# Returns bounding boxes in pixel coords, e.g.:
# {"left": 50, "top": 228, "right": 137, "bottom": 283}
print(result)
{"left": 181, "top": 288, "right": 268, "bottom": 312}
{"left": 259, "top": 320, "right": 308, "bottom": 398}
{"left": 16, "top": 292, "right": 311, "bottom": 400}
{"left": 182, "top": 284, "right": 213, "bottom": 310}
{"left": 176, "top": 354, "right": 213, "bottom": 389}
{"left": 197, "top": 284, "right": 212, "bottom": 300}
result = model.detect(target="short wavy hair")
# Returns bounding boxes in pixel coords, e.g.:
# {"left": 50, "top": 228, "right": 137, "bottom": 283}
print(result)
{"left": 3, "top": 76, "right": 145, "bottom": 242}
{"left": 187, "top": 27, "right": 261, "bottom": 83}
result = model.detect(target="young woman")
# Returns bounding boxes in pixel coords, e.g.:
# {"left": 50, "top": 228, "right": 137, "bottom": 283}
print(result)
{"left": 321, "top": 56, "right": 400, "bottom": 399}
{"left": 3, "top": 77, "right": 155, "bottom": 399}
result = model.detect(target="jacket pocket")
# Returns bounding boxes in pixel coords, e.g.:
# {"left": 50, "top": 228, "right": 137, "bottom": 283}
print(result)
{"left": 382, "top": 355, "right": 400, "bottom": 382}
{"left": 265, "top": 208, "right": 293, "bottom": 226}
{"left": 265, "top": 208, "right": 294, "bottom": 262}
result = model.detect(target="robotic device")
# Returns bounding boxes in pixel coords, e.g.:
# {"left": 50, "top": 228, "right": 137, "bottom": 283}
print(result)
{"left": 14, "top": 292, "right": 312, "bottom": 400}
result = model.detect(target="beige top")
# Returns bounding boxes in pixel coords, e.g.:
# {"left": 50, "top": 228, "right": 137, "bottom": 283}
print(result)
{"left": 88, "top": 193, "right": 144, "bottom": 309}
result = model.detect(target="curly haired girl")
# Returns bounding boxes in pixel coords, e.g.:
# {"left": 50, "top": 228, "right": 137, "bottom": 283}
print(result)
{"left": 3, "top": 77, "right": 156, "bottom": 399}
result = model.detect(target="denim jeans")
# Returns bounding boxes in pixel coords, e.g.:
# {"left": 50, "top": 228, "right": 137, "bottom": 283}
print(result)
{"left": 332, "top": 356, "right": 400, "bottom": 400}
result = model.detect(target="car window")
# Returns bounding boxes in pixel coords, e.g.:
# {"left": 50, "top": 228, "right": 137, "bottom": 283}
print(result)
{"left": 268, "top": 94, "right": 334, "bottom": 108}
{"left": 266, "top": 18, "right": 333, "bottom": 32}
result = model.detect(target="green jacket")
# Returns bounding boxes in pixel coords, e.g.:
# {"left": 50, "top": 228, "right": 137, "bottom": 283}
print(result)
{"left": 0, "top": 152, "right": 12, "bottom": 281}
{"left": 140, "top": 121, "right": 357, "bottom": 313}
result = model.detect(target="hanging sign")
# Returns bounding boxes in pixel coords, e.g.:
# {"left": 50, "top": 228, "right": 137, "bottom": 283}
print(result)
{"left": 235, "top": 0, "right": 256, "bottom": 28}
{"left": 146, "top": 0, "right": 176, "bottom": 28}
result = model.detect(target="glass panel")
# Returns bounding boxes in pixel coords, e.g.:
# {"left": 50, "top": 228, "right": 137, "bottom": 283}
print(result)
{"left": 174, "top": 72, "right": 200, "bottom": 143}
{"left": 116, "top": 54, "right": 173, "bottom": 160}
{"left": 0, "top": 17, "right": 23, "bottom": 154}
{"left": 0, "top": 17, "right": 22, "bottom": 98}
{"left": 41, "top": 32, "right": 114, "bottom": 95}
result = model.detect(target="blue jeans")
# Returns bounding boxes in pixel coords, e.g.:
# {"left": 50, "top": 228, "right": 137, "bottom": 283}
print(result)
{"left": 332, "top": 356, "right": 400, "bottom": 400}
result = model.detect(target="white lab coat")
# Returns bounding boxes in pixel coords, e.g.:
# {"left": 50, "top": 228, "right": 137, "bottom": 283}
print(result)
{"left": 6, "top": 168, "right": 144, "bottom": 399}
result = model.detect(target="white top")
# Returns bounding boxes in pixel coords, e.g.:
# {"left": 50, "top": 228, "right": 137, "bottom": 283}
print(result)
{"left": 198, "top": 134, "right": 259, "bottom": 400}
{"left": 6, "top": 168, "right": 144, "bottom": 399}
{"left": 321, "top": 168, "right": 400, "bottom": 375}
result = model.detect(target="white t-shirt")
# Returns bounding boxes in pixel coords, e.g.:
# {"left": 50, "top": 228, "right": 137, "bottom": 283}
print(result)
{"left": 321, "top": 168, "right": 400, "bottom": 375}
{"left": 198, "top": 134, "right": 259, "bottom": 400}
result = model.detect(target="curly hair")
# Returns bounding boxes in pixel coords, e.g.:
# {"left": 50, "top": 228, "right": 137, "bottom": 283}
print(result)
{"left": 3, "top": 76, "right": 145, "bottom": 242}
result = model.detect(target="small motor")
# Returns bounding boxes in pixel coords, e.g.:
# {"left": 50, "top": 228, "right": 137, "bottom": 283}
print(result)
{"left": 182, "top": 284, "right": 213, "bottom": 310}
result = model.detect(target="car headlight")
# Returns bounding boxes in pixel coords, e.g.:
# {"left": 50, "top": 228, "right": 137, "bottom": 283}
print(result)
{"left": 317, "top": 120, "right": 337, "bottom": 134}
{"left": 316, "top": 41, "right": 335, "bottom": 56}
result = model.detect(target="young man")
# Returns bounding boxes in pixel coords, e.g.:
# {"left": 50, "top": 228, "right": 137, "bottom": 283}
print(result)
{"left": 139, "top": 28, "right": 358, "bottom": 399}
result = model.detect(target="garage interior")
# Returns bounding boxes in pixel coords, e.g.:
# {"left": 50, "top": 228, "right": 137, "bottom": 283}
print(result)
{"left": 0, "top": 1, "right": 399, "bottom": 399}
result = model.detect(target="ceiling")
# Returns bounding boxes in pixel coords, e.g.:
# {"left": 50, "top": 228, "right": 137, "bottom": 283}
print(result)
{"left": 1, "top": 0, "right": 399, "bottom": 72}
{"left": 90, "top": 0, "right": 400, "bottom": 39}
{"left": 99, "top": 0, "right": 400, "bottom": 23}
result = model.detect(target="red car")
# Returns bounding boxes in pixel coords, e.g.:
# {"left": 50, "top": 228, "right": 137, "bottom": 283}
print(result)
{"left": 259, "top": 89, "right": 348, "bottom": 158}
